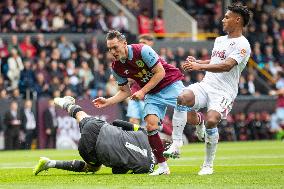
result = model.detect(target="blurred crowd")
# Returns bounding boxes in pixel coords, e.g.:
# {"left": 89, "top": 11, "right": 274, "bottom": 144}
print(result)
{"left": 0, "top": 0, "right": 121, "bottom": 33}
{"left": 1, "top": 33, "right": 280, "bottom": 101}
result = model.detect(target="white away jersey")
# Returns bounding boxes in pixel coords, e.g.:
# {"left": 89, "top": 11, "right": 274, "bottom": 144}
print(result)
{"left": 202, "top": 35, "right": 251, "bottom": 99}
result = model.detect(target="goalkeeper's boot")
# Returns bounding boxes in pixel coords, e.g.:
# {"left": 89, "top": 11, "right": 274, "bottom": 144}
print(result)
{"left": 163, "top": 141, "right": 181, "bottom": 159}
{"left": 149, "top": 166, "right": 170, "bottom": 176}
{"left": 198, "top": 163, "right": 213, "bottom": 175}
{"left": 33, "top": 157, "right": 51, "bottom": 175}
{"left": 54, "top": 96, "right": 76, "bottom": 109}
{"left": 195, "top": 120, "right": 205, "bottom": 141}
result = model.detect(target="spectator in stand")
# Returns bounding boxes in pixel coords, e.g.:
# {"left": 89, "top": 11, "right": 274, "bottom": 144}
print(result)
{"left": 22, "top": 99, "right": 37, "bottom": 149}
{"left": 0, "top": 38, "right": 9, "bottom": 58}
{"left": 137, "top": 8, "right": 152, "bottom": 34}
{"left": 43, "top": 99, "right": 58, "bottom": 149}
{"left": 35, "top": 9, "right": 50, "bottom": 32}
{"left": 4, "top": 101, "right": 24, "bottom": 150}
{"left": 20, "top": 36, "right": 37, "bottom": 58}
{"left": 34, "top": 73, "right": 50, "bottom": 98}
{"left": 269, "top": 71, "right": 284, "bottom": 136}
{"left": 78, "top": 61, "right": 94, "bottom": 90}
{"left": 18, "top": 60, "right": 37, "bottom": 98}
{"left": 58, "top": 36, "right": 76, "bottom": 61}
{"left": 33, "top": 34, "right": 47, "bottom": 54}
{"left": 238, "top": 75, "right": 249, "bottom": 95}
{"left": 8, "top": 35, "right": 22, "bottom": 55}
{"left": 153, "top": 9, "right": 166, "bottom": 39}
{"left": 246, "top": 73, "right": 257, "bottom": 95}
{"left": 7, "top": 48, "right": 24, "bottom": 90}
{"left": 111, "top": 9, "right": 129, "bottom": 33}
{"left": 94, "top": 13, "right": 109, "bottom": 33}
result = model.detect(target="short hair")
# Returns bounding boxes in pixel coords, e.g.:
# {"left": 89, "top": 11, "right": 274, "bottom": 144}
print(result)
{"left": 138, "top": 34, "right": 154, "bottom": 42}
{"left": 228, "top": 3, "right": 251, "bottom": 27}
{"left": 106, "top": 30, "right": 126, "bottom": 41}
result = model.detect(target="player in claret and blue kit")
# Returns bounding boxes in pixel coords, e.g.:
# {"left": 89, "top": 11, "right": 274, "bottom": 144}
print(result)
{"left": 93, "top": 30, "right": 200, "bottom": 175}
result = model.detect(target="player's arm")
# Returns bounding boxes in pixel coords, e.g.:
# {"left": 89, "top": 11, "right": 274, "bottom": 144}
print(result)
{"left": 140, "top": 63, "right": 165, "bottom": 94}
{"left": 197, "top": 58, "right": 237, "bottom": 72}
{"left": 269, "top": 88, "right": 284, "bottom": 96}
{"left": 93, "top": 73, "right": 131, "bottom": 108}
{"left": 131, "top": 45, "right": 165, "bottom": 100}
{"left": 107, "top": 84, "right": 132, "bottom": 105}
{"left": 112, "top": 119, "right": 142, "bottom": 131}
{"left": 186, "top": 56, "right": 210, "bottom": 64}
{"left": 196, "top": 59, "right": 210, "bottom": 64}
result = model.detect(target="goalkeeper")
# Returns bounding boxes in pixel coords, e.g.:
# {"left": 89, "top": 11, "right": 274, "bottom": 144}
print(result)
{"left": 33, "top": 96, "right": 156, "bottom": 175}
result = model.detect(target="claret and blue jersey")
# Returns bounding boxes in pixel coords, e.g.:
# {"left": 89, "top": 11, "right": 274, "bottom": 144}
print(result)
{"left": 112, "top": 44, "right": 183, "bottom": 94}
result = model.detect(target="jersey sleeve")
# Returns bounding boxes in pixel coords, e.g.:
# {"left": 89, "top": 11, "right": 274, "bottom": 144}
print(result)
{"left": 228, "top": 42, "right": 251, "bottom": 64}
{"left": 141, "top": 45, "right": 160, "bottom": 69}
{"left": 112, "top": 70, "right": 128, "bottom": 86}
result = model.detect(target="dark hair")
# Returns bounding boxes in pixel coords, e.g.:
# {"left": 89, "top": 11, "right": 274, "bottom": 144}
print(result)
{"left": 138, "top": 34, "right": 154, "bottom": 41}
{"left": 106, "top": 30, "right": 126, "bottom": 41}
{"left": 228, "top": 3, "right": 251, "bottom": 27}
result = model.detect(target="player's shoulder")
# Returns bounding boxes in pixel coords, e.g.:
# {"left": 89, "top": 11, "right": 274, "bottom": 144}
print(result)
{"left": 215, "top": 35, "right": 227, "bottom": 43}
{"left": 235, "top": 36, "right": 251, "bottom": 51}
{"left": 237, "top": 36, "right": 250, "bottom": 45}
{"left": 131, "top": 43, "right": 144, "bottom": 51}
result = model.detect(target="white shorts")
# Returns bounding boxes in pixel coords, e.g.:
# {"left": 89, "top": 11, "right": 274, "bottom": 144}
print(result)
{"left": 185, "top": 82, "right": 234, "bottom": 119}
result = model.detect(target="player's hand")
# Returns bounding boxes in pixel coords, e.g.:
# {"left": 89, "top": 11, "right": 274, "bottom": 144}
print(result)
{"left": 186, "top": 56, "right": 196, "bottom": 63}
{"left": 182, "top": 60, "right": 201, "bottom": 72}
{"left": 131, "top": 90, "right": 145, "bottom": 101}
{"left": 92, "top": 97, "right": 109, "bottom": 108}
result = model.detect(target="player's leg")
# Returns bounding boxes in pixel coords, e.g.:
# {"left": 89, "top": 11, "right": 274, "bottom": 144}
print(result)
{"left": 143, "top": 99, "right": 170, "bottom": 175}
{"left": 145, "top": 114, "right": 170, "bottom": 175}
{"left": 165, "top": 84, "right": 207, "bottom": 158}
{"left": 127, "top": 99, "right": 143, "bottom": 124}
{"left": 199, "top": 95, "right": 233, "bottom": 175}
{"left": 198, "top": 110, "right": 220, "bottom": 176}
{"left": 54, "top": 96, "right": 90, "bottom": 122}
{"left": 33, "top": 157, "right": 101, "bottom": 175}
{"left": 177, "top": 88, "right": 206, "bottom": 140}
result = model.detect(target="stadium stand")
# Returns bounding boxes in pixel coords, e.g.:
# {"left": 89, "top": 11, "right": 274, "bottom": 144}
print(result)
{"left": 0, "top": 0, "right": 283, "bottom": 150}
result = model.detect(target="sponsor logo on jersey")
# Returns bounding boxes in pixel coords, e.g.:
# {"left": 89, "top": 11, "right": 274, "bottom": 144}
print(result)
{"left": 134, "top": 69, "right": 154, "bottom": 83}
{"left": 135, "top": 60, "right": 145, "bottom": 68}
{"left": 240, "top": 49, "right": 246, "bottom": 57}
{"left": 124, "top": 70, "right": 129, "bottom": 74}
{"left": 212, "top": 50, "right": 226, "bottom": 60}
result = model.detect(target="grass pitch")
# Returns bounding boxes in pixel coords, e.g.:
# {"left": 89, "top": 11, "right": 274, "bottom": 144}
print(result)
{"left": 0, "top": 141, "right": 283, "bottom": 189}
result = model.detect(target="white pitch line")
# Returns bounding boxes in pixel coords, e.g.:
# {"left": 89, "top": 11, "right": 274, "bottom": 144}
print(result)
{"left": 173, "top": 155, "right": 284, "bottom": 161}
{"left": 1, "top": 164, "right": 284, "bottom": 169}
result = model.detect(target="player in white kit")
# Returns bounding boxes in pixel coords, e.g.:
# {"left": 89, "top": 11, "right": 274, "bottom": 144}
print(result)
{"left": 164, "top": 3, "right": 252, "bottom": 175}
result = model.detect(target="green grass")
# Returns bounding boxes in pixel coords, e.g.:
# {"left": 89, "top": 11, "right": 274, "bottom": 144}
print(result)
{"left": 0, "top": 141, "right": 284, "bottom": 189}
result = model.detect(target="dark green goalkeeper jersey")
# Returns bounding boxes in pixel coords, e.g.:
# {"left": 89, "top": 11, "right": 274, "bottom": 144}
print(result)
{"left": 96, "top": 123, "right": 156, "bottom": 174}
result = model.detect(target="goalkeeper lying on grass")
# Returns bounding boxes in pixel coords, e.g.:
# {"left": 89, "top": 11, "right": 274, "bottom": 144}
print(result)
{"left": 33, "top": 96, "right": 156, "bottom": 175}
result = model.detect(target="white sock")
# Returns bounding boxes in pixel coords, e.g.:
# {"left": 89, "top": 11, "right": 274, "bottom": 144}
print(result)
{"left": 47, "top": 160, "right": 56, "bottom": 168}
{"left": 204, "top": 128, "right": 219, "bottom": 166}
{"left": 158, "top": 162, "right": 168, "bottom": 169}
{"left": 172, "top": 139, "right": 183, "bottom": 148}
{"left": 172, "top": 110, "right": 187, "bottom": 142}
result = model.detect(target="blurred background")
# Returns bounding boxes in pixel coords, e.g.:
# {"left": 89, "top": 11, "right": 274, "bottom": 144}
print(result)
{"left": 0, "top": 0, "right": 283, "bottom": 150}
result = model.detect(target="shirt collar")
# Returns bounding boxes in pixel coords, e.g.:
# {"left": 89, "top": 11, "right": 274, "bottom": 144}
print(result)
{"left": 127, "top": 45, "right": 133, "bottom": 60}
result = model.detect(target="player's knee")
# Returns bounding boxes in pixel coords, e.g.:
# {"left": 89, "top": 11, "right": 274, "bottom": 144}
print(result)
{"left": 145, "top": 116, "right": 159, "bottom": 131}
{"left": 206, "top": 117, "right": 220, "bottom": 128}
{"left": 177, "top": 90, "right": 194, "bottom": 107}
